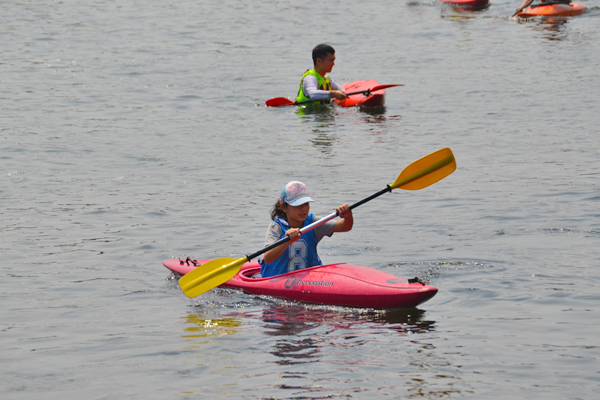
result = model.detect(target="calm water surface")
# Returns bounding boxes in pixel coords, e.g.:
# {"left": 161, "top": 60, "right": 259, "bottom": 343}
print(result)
{"left": 2, "top": 0, "right": 599, "bottom": 399}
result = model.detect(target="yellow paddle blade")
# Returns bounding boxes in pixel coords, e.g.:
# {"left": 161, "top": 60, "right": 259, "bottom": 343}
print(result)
{"left": 179, "top": 257, "right": 247, "bottom": 298}
{"left": 391, "top": 147, "right": 456, "bottom": 190}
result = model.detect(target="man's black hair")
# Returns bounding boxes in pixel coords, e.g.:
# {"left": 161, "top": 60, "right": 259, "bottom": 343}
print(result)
{"left": 312, "top": 44, "right": 335, "bottom": 66}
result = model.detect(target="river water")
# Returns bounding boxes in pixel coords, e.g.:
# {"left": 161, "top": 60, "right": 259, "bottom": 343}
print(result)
{"left": 2, "top": 0, "right": 599, "bottom": 399}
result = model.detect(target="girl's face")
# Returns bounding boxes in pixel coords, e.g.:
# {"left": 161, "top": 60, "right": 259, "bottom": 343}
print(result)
{"left": 283, "top": 203, "right": 310, "bottom": 227}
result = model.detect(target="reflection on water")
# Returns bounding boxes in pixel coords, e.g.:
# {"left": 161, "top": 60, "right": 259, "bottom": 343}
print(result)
{"left": 515, "top": 13, "right": 593, "bottom": 41}
{"left": 533, "top": 17, "right": 570, "bottom": 41}
{"left": 225, "top": 304, "right": 460, "bottom": 398}
{"left": 297, "top": 106, "right": 337, "bottom": 152}
{"left": 297, "top": 104, "right": 388, "bottom": 123}
{"left": 239, "top": 305, "right": 436, "bottom": 367}
{"left": 181, "top": 314, "right": 241, "bottom": 342}
{"left": 259, "top": 304, "right": 434, "bottom": 337}
{"left": 339, "top": 106, "right": 389, "bottom": 125}
{"left": 295, "top": 103, "right": 337, "bottom": 117}
{"left": 300, "top": 106, "right": 393, "bottom": 152}
{"left": 441, "top": 12, "right": 476, "bottom": 23}
{"left": 309, "top": 131, "right": 336, "bottom": 151}
{"left": 440, "top": 5, "right": 489, "bottom": 23}
{"left": 441, "top": 4, "right": 490, "bottom": 18}
{"left": 516, "top": 15, "right": 571, "bottom": 40}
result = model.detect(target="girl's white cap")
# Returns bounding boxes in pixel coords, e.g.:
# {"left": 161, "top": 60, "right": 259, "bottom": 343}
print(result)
{"left": 280, "top": 181, "right": 314, "bottom": 206}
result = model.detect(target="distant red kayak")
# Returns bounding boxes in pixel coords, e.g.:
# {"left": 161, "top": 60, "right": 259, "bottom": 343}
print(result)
{"left": 334, "top": 80, "right": 387, "bottom": 108}
{"left": 164, "top": 258, "right": 438, "bottom": 309}
{"left": 517, "top": 2, "right": 587, "bottom": 17}
{"left": 265, "top": 80, "right": 399, "bottom": 108}
{"left": 439, "top": 0, "right": 489, "bottom": 8}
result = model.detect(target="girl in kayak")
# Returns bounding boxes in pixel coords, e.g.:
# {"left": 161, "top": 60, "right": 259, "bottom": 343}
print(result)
{"left": 296, "top": 44, "right": 348, "bottom": 105}
{"left": 259, "top": 181, "right": 353, "bottom": 278}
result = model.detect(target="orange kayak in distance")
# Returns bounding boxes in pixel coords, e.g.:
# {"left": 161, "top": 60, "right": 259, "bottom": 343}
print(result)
{"left": 517, "top": 3, "right": 587, "bottom": 17}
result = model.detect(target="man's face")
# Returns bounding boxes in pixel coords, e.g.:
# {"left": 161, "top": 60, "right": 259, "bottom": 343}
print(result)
{"left": 318, "top": 53, "right": 336, "bottom": 73}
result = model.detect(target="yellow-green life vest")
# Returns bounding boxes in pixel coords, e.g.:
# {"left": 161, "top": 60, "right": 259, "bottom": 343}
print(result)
{"left": 296, "top": 69, "right": 332, "bottom": 104}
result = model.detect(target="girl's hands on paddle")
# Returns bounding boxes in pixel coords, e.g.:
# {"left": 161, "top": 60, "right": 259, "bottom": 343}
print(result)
{"left": 335, "top": 203, "right": 353, "bottom": 233}
{"left": 263, "top": 228, "right": 301, "bottom": 263}
{"left": 337, "top": 204, "right": 351, "bottom": 218}
{"left": 285, "top": 228, "right": 301, "bottom": 243}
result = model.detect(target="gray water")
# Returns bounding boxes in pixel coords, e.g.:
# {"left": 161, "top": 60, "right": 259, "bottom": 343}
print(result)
{"left": 2, "top": 0, "right": 600, "bottom": 398}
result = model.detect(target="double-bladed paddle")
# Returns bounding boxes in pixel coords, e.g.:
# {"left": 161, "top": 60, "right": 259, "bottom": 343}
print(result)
{"left": 179, "top": 147, "right": 456, "bottom": 298}
{"left": 265, "top": 84, "right": 404, "bottom": 107}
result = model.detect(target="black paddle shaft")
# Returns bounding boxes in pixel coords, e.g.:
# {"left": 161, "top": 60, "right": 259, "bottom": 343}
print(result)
{"left": 348, "top": 185, "right": 392, "bottom": 211}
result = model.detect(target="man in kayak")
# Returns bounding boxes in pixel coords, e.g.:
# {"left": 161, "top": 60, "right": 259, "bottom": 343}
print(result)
{"left": 514, "top": 0, "right": 571, "bottom": 15}
{"left": 295, "top": 44, "right": 348, "bottom": 105}
{"left": 259, "top": 181, "right": 353, "bottom": 278}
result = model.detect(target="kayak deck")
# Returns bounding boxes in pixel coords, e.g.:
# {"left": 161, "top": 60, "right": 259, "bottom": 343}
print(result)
{"left": 164, "top": 258, "right": 437, "bottom": 309}
{"left": 517, "top": 3, "right": 587, "bottom": 17}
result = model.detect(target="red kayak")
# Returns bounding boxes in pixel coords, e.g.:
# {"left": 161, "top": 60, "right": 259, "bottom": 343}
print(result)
{"left": 439, "top": 0, "right": 489, "bottom": 8}
{"left": 265, "top": 80, "right": 401, "bottom": 108}
{"left": 334, "top": 80, "right": 387, "bottom": 108}
{"left": 517, "top": 2, "right": 587, "bottom": 17}
{"left": 164, "top": 258, "right": 438, "bottom": 309}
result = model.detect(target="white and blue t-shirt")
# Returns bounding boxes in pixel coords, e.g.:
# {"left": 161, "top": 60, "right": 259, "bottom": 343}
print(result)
{"left": 259, "top": 213, "right": 336, "bottom": 278}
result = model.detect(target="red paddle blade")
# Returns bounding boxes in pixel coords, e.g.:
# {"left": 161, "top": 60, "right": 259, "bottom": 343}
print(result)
{"left": 369, "top": 84, "right": 404, "bottom": 92}
{"left": 266, "top": 97, "right": 295, "bottom": 107}
{"left": 345, "top": 84, "right": 404, "bottom": 97}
